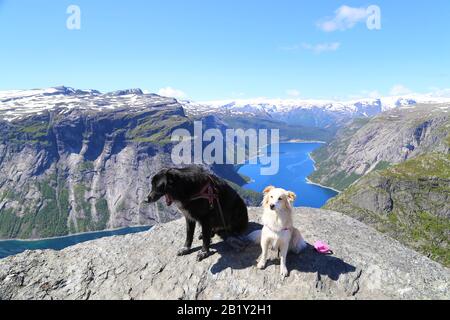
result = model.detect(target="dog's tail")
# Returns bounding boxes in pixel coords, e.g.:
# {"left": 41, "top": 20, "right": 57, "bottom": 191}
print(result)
{"left": 295, "top": 238, "right": 308, "bottom": 253}
{"left": 245, "top": 229, "right": 262, "bottom": 244}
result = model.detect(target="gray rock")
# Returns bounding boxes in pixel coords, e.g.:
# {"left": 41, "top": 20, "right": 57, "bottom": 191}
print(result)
{"left": 1, "top": 208, "right": 448, "bottom": 300}
{"left": 309, "top": 104, "right": 450, "bottom": 191}
{"left": 0, "top": 89, "right": 251, "bottom": 239}
{"left": 324, "top": 153, "right": 450, "bottom": 267}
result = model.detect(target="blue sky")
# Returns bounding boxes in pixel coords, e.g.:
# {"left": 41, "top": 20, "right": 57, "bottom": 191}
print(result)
{"left": 0, "top": 0, "right": 449, "bottom": 100}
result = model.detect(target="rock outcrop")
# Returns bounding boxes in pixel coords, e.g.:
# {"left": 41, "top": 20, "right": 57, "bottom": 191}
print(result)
{"left": 0, "top": 87, "right": 255, "bottom": 239}
{"left": 309, "top": 104, "right": 450, "bottom": 191}
{"left": 1, "top": 208, "right": 448, "bottom": 300}
{"left": 324, "top": 153, "right": 450, "bottom": 267}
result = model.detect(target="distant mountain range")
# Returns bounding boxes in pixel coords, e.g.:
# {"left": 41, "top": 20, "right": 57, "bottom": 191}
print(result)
{"left": 3, "top": 86, "right": 449, "bottom": 128}
{"left": 182, "top": 95, "right": 450, "bottom": 127}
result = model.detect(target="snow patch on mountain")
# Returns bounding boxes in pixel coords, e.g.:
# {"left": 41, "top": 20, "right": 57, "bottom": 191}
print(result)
{"left": 2, "top": 86, "right": 450, "bottom": 123}
{"left": 0, "top": 86, "right": 177, "bottom": 122}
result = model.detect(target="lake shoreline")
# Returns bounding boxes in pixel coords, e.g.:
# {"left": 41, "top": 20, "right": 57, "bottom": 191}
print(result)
{"left": 239, "top": 142, "right": 338, "bottom": 208}
{"left": 0, "top": 225, "right": 151, "bottom": 243}
{"left": 244, "top": 140, "right": 328, "bottom": 164}
{"left": 286, "top": 139, "right": 327, "bottom": 144}
{"left": 305, "top": 177, "right": 341, "bottom": 194}
{"left": 306, "top": 152, "right": 341, "bottom": 193}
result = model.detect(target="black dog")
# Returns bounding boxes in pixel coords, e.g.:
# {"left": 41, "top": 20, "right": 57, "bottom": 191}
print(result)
{"left": 146, "top": 165, "right": 249, "bottom": 261}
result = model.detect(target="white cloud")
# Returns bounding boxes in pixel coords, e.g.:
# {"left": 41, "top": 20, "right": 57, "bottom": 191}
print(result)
{"left": 157, "top": 87, "right": 187, "bottom": 99}
{"left": 301, "top": 42, "right": 341, "bottom": 54}
{"left": 286, "top": 89, "right": 301, "bottom": 97}
{"left": 390, "top": 84, "right": 412, "bottom": 96}
{"left": 317, "top": 5, "right": 368, "bottom": 32}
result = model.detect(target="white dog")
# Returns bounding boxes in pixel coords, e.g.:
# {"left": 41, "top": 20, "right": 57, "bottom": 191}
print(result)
{"left": 252, "top": 186, "right": 307, "bottom": 277}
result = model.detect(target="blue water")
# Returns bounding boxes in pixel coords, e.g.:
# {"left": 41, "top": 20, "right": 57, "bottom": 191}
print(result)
{"left": 0, "top": 143, "right": 332, "bottom": 259}
{"left": 0, "top": 226, "right": 151, "bottom": 259}
{"left": 238, "top": 142, "right": 338, "bottom": 208}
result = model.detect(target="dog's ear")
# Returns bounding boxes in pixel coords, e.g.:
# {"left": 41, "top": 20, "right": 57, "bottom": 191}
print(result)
{"left": 156, "top": 175, "right": 167, "bottom": 191}
{"left": 287, "top": 191, "right": 296, "bottom": 202}
{"left": 263, "top": 186, "right": 275, "bottom": 194}
{"left": 165, "top": 168, "right": 174, "bottom": 184}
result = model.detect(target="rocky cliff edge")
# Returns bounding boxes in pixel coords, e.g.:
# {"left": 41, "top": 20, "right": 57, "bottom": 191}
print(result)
{"left": 0, "top": 208, "right": 448, "bottom": 300}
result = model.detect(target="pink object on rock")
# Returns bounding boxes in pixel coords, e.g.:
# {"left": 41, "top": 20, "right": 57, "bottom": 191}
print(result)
{"left": 314, "top": 241, "right": 333, "bottom": 255}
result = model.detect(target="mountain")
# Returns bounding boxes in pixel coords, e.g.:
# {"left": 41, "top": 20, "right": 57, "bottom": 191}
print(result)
{"left": 309, "top": 104, "right": 450, "bottom": 191}
{"left": 324, "top": 153, "right": 450, "bottom": 266}
{"left": 182, "top": 96, "right": 450, "bottom": 143}
{"left": 1, "top": 208, "right": 448, "bottom": 300}
{"left": 308, "top": 103, "right": 450, "bottom": 266}
{"left": 182, "top": 96, "right": 450, "bottom": 127}
{"left": 0, "top": 87, "right": 257, "bottom": 239}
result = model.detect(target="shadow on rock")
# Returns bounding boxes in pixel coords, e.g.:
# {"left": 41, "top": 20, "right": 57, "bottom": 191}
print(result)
{"left": 287, "top": 244, "right": 356, "bottom": 281}
{"left": 210, "top": 223, "right": 356, "bottom": 281}
{"left": 209, "top": 222, "right": 262, "bottom": 274}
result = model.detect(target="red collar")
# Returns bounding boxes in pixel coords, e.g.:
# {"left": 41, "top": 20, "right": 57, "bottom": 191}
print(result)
{"left": 264, "top": 224, "right": 291, "bottom": 233}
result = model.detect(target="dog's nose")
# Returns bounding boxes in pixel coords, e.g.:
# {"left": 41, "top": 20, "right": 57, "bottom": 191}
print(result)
{"left": 270, "top": 204, "right": 275, "bottom": 210}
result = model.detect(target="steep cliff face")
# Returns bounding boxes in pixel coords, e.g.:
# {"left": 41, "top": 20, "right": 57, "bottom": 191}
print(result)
{"left": 309, "top": 104, "right": 450, "bottom": 266}
{"left": 324, "top": 153, "right": 450, "bottom": 266}
{"left": 0, "top": 87, "right": 255, "bottom": 239}
{"left": 309, "top": 104, "right": 450, "bottom": 191}
{"left": 0, "top": 208, "right": 448, "bottom": 300}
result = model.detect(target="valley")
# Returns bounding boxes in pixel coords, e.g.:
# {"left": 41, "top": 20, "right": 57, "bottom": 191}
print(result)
{"left": 0, "top": 86, "right": 449, "bottom": 269}
{"left": 308, "top": 105, "right": 450, "bottom": 266}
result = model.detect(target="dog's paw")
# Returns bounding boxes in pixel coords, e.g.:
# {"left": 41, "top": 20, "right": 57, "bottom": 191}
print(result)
{"left": 257, "top": 260, "right": 266, "bottom": 270}
{"left": 196, "top": 250, "right": 212, "bottom": 261}
{"left": 177, "top": 247, "right": 191, "bottom": 256}
{"left": 280, "top": 266, "right": 289, "bottom": 278}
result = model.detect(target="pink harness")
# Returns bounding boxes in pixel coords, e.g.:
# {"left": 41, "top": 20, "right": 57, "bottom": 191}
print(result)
{"left": 189, "top": 178, "right": 218, "bottom": 209}
{"left": 188, "top": 175, "right": 228, "bottom": 232}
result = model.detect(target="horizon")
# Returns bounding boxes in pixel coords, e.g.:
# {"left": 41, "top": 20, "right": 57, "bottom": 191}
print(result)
{"left": 1, "top": 84, "right": 450, "bottom": 104}
{"left": 1, "top": 1, "right": 450, "bottom": 101}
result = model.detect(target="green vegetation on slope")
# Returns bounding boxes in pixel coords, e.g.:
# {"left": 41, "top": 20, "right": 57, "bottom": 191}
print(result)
{"left": 95, "top": 199, "right": 110, "bottom": 230}
{"left": 0, "top": 174, "right": 113, "bottom": 238}
{"left": 324, "top": 153, "right": 450, "bottom": 267}
{"left": 0, "top": 178, "right": 70, "bottom": 239}
{"left": 383, "top": 152, "right": 450, "bottom": 179}
{"left": 309, "top": 105, "right": 450, "bottom": 192}
{"left": 373, "top": 161, "right": 392, "bottom": 171}
{"left": 222, "top": 116, "right": 337, "bottom": 142}
{"left": 127, "top": 113, "right": 191, "bottom": 145}
{"left": 225, "top": 180, "right": 263, "bottom": 207}
{"left": 308, "top": 117, "right": 370, "bottom": 191}
{"left": 5, "top": 120, "right": 51, "bottom": 146}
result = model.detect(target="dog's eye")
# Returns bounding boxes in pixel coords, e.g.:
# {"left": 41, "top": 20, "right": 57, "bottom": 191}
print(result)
{"left": 270, "top": 196, "right": 273, "bottom": 198}
{"left": 278, "top": 197, "right": 282, "bottom": 200}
